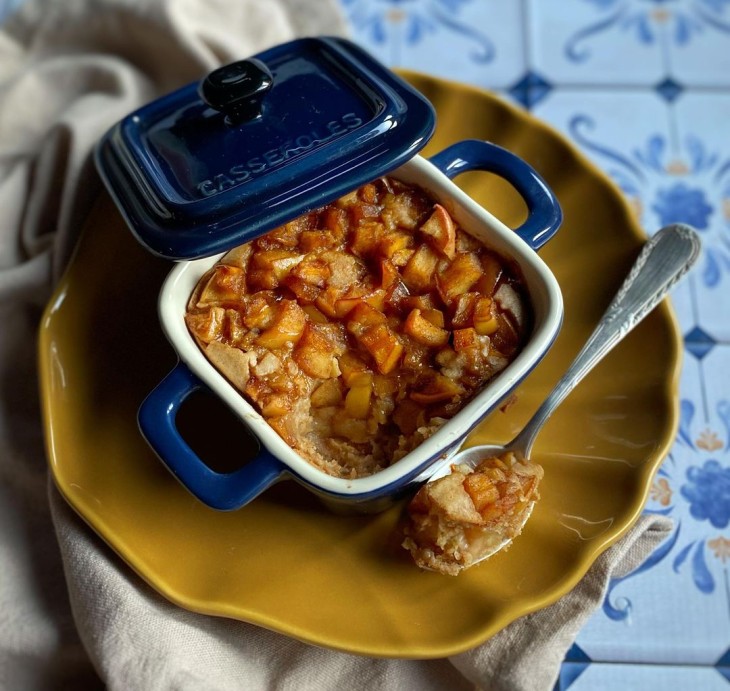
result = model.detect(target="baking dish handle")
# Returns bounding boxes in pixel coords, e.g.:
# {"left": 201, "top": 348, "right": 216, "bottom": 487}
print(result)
{"left": 429, "top": 139, "right": 562, "bottom": 250}
{"left": 138, "top": 361, "right": 286, "bottom": 511}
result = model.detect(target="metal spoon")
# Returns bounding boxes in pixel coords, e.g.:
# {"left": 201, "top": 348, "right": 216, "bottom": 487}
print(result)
{"left": 407, "top": 223, "right": 701, "bottom": 571}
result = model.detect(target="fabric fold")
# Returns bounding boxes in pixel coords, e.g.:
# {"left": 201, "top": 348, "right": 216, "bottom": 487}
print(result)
{"left": 49, "top": 486, "right": 674, "bottom": 691}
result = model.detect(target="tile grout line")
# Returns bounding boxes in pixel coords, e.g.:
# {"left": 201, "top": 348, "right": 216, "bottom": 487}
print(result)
{"left": 522, "top": 0, "right": 533, "bottom": 94}
{"left": 509, "top": 83, "right": 730, "bottom": 93}
{"left": 562, "top": 660, "right": 730, "bottom": 669}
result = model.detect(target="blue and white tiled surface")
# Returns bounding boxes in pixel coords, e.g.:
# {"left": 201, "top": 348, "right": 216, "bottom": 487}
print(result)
{"left": 2, "top": 0, "right": 728, "bottom": 687}
{"left": 342, "top": 0, "right": 730, "bottom": 688}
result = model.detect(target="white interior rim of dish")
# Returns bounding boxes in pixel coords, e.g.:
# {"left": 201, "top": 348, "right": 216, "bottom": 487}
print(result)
{"left": 157, "top": 154, "right": 563, "bottom": 496}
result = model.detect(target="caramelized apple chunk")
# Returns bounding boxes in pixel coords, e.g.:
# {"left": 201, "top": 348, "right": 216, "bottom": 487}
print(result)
{"left": 404, "top": 308, "right": 449, "bottom": 347}
{"left": 184, "top": 176, "right": 531, "bottom": 479}
{"left": 402, "top": 453, "right": 544, "bottom": 576}
{"left": 419, "top": 203, "right": 456, "bottom": 259}
{"left": 293, "top": 324, "right": 341, "bottom": 379}
{"left": 436, "top": 252, "right": 483, "bottom": 304}
{"left": 196, "top": 265, "right": 246, "bottom": 307}
{"left": 185, "top": 306, "right": 225, "bottom": 344}
{"left": 358, "top": 323, "right": 404, "bottom": 375}
{"left": 310, "top": 378, "right": 343, "bottom": 408}
{"left": 402, "top": 243, "right": 441, "bottom": 293}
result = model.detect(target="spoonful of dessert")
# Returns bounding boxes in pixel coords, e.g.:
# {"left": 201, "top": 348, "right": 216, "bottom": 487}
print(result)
{"left": 402, "top": 223, "right": 701, "bottom": 575}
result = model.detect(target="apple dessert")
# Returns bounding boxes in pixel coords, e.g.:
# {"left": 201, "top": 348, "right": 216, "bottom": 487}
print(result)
{"left": 401, "top": 453, "right": 543, "bottom": 575}
{"left": 184, "top": 177, "right": 530, "bottom": 478}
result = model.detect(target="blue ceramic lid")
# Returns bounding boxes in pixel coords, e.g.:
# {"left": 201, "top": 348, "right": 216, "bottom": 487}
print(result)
{"left": 95, "top": 37, "right": 436, "bottom": 260}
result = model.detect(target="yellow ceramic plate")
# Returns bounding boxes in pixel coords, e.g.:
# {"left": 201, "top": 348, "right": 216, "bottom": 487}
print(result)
{"left": 39, "top": 73, "right": 681, "bottom": 658}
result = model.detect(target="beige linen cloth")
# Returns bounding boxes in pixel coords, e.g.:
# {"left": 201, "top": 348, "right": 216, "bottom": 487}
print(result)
{"left": 0, "top": 1, "right": 673, "bottom": 689}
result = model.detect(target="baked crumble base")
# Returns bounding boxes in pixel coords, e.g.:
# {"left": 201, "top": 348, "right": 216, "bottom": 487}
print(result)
{"left": 184, "top": 177, "right": 530, "bottom": 478}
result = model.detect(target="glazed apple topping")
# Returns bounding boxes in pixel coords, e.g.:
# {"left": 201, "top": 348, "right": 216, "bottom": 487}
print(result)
{"left": 184, "top": 177, "right": 530, "bottom": 478}
{"left": 401, "top": 453, "right": 544, "bottom": 576}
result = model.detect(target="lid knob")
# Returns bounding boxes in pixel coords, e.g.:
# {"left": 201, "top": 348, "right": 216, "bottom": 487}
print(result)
{"left": 199, "top": 58, "right": 274, "bottom": 123}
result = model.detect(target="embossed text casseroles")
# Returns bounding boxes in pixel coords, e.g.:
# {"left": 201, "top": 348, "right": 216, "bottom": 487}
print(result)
{"left": 95, "top": 37, "right": 563, "bottom": 512}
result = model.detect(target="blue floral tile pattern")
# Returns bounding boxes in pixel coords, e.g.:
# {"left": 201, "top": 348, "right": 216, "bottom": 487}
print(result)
{"left": 344, "top": 0, "right": 730, "bottom": 683}
{"left": 672, "top": 94, "right": 730, "bottom": 339}
{"left": 342, "top": 0, "right": 526, "bottom": 87}
{"left": 652, "top": 182, "right": 714, "bottom": 231}
{"left": 533, "top": 90, "right": 730, "bottom": 341}
{"left": 343, "top": 0, "right": 495, "bottom": 61}
{"left": 530, "top": 0, "right": 730, "bottom": 86}
{"left": 566, "top": 0, "right": 730, "bottom": 54}
{"left": 572, "top": 347, "right": 730, "bottom": 665}
{"left": 558, "top": 660, "right": 730, "bottom": 690}
{"left": 666, "top": 1, "right": 730, "bottom": 85}
{"left": 529, "top": 0, "right": 666, "bottom": 85}
{"left": 680, "top": 460, "right": 730, "bottom": 530}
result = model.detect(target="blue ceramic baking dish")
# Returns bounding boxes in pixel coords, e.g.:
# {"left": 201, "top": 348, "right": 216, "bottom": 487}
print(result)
{"left": 95, "top": 37, "right": 563, "bottom": 512}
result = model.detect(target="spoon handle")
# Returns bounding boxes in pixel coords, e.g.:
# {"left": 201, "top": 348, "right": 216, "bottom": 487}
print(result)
{"left": 512, "top": 223, "right": 701, "bottom": 458}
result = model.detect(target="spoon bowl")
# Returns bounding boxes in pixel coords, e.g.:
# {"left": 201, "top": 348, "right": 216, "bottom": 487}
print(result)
{"left": 403, "top": 223, "right": 701, "bottom": 574}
